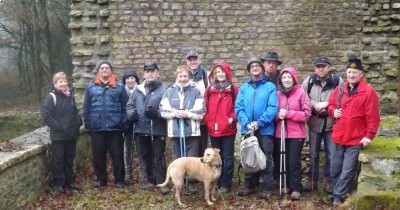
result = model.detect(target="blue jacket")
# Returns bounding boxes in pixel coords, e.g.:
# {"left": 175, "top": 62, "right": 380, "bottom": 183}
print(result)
{"left": 235, "top": 79, "right": 278, "bottom": 135}
{"left": 83, "top": 81, "right": 128, "bottom": 131}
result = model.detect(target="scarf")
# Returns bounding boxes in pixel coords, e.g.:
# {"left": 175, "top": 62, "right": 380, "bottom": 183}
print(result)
{"left": 95, "top": 74, "right": 117, "bottom": 87}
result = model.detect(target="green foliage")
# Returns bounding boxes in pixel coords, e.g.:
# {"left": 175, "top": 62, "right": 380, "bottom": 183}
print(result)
{"left": 363, "top": 137, "right": 400, "bottom": 158}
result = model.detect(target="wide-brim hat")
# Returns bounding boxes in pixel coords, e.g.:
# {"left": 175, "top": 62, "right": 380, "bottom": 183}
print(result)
{"left": 260, "top": 51, "right": 282, "bottom": 65}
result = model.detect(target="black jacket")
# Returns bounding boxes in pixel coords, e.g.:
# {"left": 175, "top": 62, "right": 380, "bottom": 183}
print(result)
{"left": 126, "top": 80, "right": 167, "bottom": 136}
{"left": 41, "top": 87, "right": 82, "bottom": 141}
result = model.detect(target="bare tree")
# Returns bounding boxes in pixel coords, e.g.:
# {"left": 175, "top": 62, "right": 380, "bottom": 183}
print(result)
{"left": 0, "top": 0, "right": 71, "bottom": 101}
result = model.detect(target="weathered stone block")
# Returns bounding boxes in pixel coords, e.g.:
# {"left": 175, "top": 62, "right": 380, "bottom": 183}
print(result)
{"left": 68, "top": 22, "right": 81, "bottom": 29}
{"left": 70, "top": 10, "right": 83, "bottom": 17}
{"left": 388, "top": 38, "right": 400, "bottom": 45}
{"left": 71, "top": 49, "right": 93, "bottom": 56}
{"left": 97, "top": 0, "right": 109, "bottom": 4}
{"left": 385, "top": 68, "right": 399, "bottom": 77}
{"left": 392, "top": 3, "right": 400, "bottom": 9}
{"left": 99, "top": 9, "right": 110, "bottom": 17}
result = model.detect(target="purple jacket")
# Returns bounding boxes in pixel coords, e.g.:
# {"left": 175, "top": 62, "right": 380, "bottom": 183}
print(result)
{"left": 275, "top": 67, "right": 311, "bottom": 139}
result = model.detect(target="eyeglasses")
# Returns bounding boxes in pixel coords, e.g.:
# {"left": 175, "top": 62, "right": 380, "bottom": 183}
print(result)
{"left": 99, "top": 66, "right": 111, "bottom": 71}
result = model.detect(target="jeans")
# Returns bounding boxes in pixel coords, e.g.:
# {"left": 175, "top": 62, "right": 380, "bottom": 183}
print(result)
{"left": 330, "top": 143, "right": 361, "bottom": 198}
{"left": 210, "top": 135, "right": 235, "bottom": 189}
{"left": 137, "top": 135, "right": 167, "bottom": 184}
{"left": 244, "top": 135, "right": 274, "bottom": 192}
{"left": 51, "top": 139, "right": 77, "bottom": 187}
{"left": 91, "top": 131, "right": 125, "bottom": 184}
{"left": 308, "top": 129, "right": 335, "bottom": 182}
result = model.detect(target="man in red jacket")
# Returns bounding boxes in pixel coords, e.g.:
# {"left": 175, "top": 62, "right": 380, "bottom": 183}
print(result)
{"left": 327, "top": 55, "right": 380, "bottom": 207}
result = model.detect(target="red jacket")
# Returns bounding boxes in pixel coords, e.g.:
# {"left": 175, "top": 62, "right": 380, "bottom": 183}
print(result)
{"left": 204, "top": 63, "right": 238, "bottom": 137}
{"left": 328, "top": 79, "right": 380, "bottom": 146}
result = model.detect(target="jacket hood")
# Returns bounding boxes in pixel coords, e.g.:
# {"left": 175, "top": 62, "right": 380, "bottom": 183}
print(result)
{"left": 278, "top": 66, "right": 300, "bottom": 88}
{"left": 208, "top": 62, "right": 233, "bottom": 83}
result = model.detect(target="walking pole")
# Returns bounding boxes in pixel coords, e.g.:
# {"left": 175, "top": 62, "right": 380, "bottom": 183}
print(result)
{"left": 279, "top": 119, "right": 287, "bottom": 197}
{"left": 179, "top": 117, "right": 188, "bottom": 191}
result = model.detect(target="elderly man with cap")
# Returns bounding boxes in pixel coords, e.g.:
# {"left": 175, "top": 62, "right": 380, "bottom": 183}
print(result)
{"left": 327, "top": 55, "right": 380, "bottom": 207}
{"left": 301, "top": 56, "right": 344, "bottom": 193}
{"left": 186, "top": 49, "right": 210, "bottom": 163}
{"left": 235, "top": 58, "right": 278, "bottom": 199}
{"left": 126, "top": 62, "right": 169, "bottom": 194}
{"left": 83, "top": 60, "right": 128, "bottom": 188}
{"left": 260, "top": 51, "right": 282, "bottom": 85}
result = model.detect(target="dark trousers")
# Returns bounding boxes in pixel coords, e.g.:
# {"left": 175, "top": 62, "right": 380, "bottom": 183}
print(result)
{"left": 244, "top": 135, "right": 274, "bottom": 192}
{"left": 137, "top": 135, "right": 166, "bottom": 184}
{"left": 275, "top": 138, "right": 305, "bottom": 192}
{"left": 308, "top": 130, "right": 335, "bottom": 182}
{"left": 198, "top": 125, "right": 209, "bottom": 157}
{"left": 124, "top": 129, "right": 146, "bottom": 179}
{"left": 210, "top": 135, "right": 235, "bottom": 189}
{"left": 331, "top": 143, "right": 361, "bottom": 199}
{"left": 172, "top": 136, "right": 200, "bottom": 160}
{"left": 51, "top": 139, "right": 77, "bottom": 187}
{"left": 91, "top": 131, "right": 125, "bottom": 184}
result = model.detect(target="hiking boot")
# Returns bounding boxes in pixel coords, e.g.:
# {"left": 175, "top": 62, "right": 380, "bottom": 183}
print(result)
{"left": 290, "top": 191, "right": 301, "bottom": 200}
{"left": 218, "top": 187, "right": 231, "bottom": 193}
{"left": 68, "top": 183, "right": 81, "bottom": 191}
{"left": 160, "top": 186, "right": 170, "bottom": 194}
{"left": 115, "top": 182, "right": 124, "bottom": 188}
{"left": 237, "top": 187, "right": 255, "bottom": 196}
{"left": 188, "top": 183, "right": 198, "bottom": 193}
{"left": 257, "top": 190, "right": 272, "bottom": 199}
{"left": 303, "top": 180, "right": 318, "bottom": 191}
{"left": 141, "top": 182, "right": 154, "bottom": 190}
{"left": 54, "top": 185, "right": 65, "bottom": 194}
{"left": 333, "top": 197, "right": 343, "bottom": 207}
{"left": 94, "top": 180, "right": 107, "bottom": 188}
{"left": 325, "top": 180, "right": 333, "bottom": 193}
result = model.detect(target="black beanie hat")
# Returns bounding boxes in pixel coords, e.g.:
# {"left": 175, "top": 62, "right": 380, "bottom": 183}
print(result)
{"left": 246, "top": 60, "right": 265, "bottom": 72}
{"left": 96, "top": 60, "right": 113, "bottom": 71}
{"left": 346, "top": 55, "right": 364, "bottom": 72}
{"left": 122, "top": 69, "right": 139, "bottom": 85}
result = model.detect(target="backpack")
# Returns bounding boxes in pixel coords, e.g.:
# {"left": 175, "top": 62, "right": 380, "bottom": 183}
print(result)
{"left": 49, "top": 92, "right": 56, "bottom": 106}
{"left": 239, "top": 132, "right": 267, "bottom": 173}
{"left": 306, "top": 70, "right": 340, "bottom": 94}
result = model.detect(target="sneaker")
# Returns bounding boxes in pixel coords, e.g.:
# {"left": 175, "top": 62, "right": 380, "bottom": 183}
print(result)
{"left": 303, "top": 180, "right": 318, "bottom": 191}
{"left": 237, "top": 187, "right": 255, "bottom": 196}
{"left": 160, "top": 186, "right": 170, "bottom": 194}
{"left": 257, "top": 190, "right": 272, "bottom": 199}
{"left": 218, "top": 187, "right": 231, "bottom": 193}
{"left": 290, "top": 191, "right": 301, "bottom": 200}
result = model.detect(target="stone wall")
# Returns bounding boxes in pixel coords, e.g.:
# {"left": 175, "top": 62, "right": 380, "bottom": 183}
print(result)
{"left": 0, "top": 127, "right": 91, "bottom": 209}
{"left": 69, "top": 0, "right": 399, "bottom": 113}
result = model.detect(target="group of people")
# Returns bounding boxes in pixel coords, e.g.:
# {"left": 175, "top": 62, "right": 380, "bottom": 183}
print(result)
{"left": 41, "top": 49, "right": 380, "bottom": 207}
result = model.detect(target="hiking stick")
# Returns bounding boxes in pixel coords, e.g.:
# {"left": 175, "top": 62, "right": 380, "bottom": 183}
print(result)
{"left": 179, "top": 118, "right": 188, "bottom": 191}
{"left": 279, "top": 119, "right": 287, "bottom": 197}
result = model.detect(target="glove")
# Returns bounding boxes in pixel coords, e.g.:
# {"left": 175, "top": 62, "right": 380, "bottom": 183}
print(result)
{"left": 130, "top": 110, "right": 139, "bottom": 122}
{"left": 145, "top": 106, "right": 158, "bottom": 119}
{"left": 360, "top": 137, "right": 371, "bottom": 147}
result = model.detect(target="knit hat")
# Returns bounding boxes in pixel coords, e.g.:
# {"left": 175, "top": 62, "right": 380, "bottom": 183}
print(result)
{"left": 122, "top": 69, "right": 139, "bottom": 85}
{"left": 96, "top": 60, "right": 113, "bottom": 71}
{"left": 246, "top": 59, "right": 265, "bottom": 72}
{"left": 260, "top": 51, "right": 282, "bottom": 65}
{"left": 346, "top": 55, "right": 364, "bottom": 72}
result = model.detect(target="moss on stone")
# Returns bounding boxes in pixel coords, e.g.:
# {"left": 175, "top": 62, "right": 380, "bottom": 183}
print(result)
{"left": 380, "top": 115, "right": 400, "bottom": 129}
{"left": 362, "top": 137, "right": 400, "bottom": 158}
{"left": 352, "top": 193, "right": 400, "bottom": 210}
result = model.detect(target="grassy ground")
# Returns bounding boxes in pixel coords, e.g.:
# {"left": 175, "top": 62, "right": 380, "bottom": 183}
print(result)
{"left": 23, "top": 157, "right": 334, "bottom": 210}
